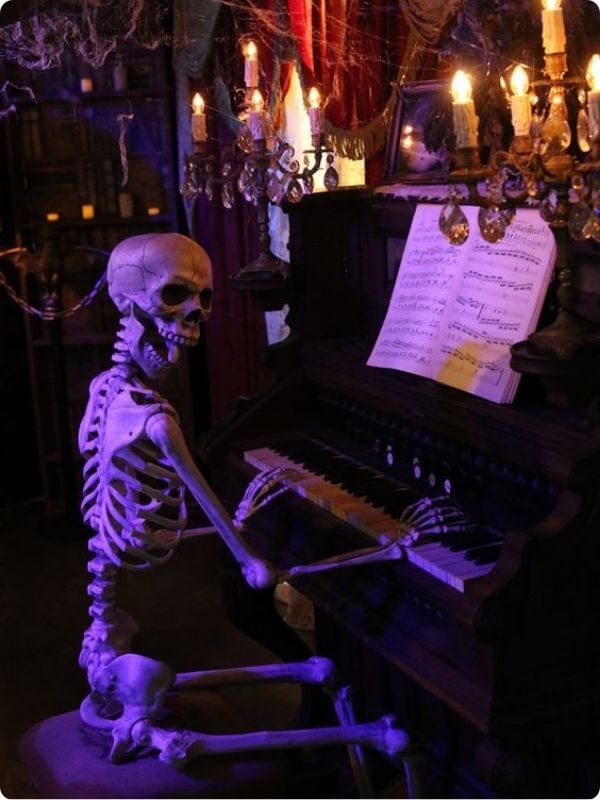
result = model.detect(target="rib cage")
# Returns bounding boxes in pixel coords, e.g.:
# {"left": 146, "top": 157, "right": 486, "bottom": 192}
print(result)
{"left": 80, "top": 371, "right": 187, "bottom": 570}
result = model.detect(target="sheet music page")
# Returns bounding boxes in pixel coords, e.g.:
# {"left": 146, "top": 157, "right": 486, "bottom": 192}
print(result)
{"left": 432, "top": 207, "right": 555, "bottom": 402}
{"left": 367, "top": 204, "right": 469, "bottom": 377}
{"left": 367, "top": 204, "right": 556, "bottom": 403}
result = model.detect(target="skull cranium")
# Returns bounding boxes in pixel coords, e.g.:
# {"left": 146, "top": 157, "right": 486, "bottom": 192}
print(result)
{"left": 107, "top": 233, "right": 213, "bottom": 378}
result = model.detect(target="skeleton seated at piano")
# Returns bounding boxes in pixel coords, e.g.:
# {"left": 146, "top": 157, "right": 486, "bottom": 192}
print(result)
{"left": 76, "top": 231, "right": 431, "bottom": 785}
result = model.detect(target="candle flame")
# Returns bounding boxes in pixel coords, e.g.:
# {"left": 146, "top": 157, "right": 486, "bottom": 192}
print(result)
{"left": 510, "top": 65, "right": 529, "bottom": 96}
{"left": 245, "top": 40, "right": 258, "bottom": 59}
{"left": 251, "top": 89, "right": 265, "bottom": 111}
{"left": 587, "top": 54, "right": 600, "bottom": 92}
{"left": 192, "top": 92, "right": 205, "bottom": 114}
{"left": 451, "top": 70, "right": 473, "bottom": 104}
{"left": 308, "top": 87, "right": 321, "bottom": 108}
{"left": 542, "top": 0, "right": 561, "bottom": 9}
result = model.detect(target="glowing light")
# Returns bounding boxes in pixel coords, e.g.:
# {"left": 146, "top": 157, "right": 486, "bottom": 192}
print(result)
{"left": 192, "top": 93, "right": 205, "bottom": 114}
{"left": 81, "top": 204, "right": 95, "bottom": 220}
{"left": 587, "top": 55, "right": 600, "bottom": 92}
{"left": 308, "top": 87, "right": 321, "bottom": 109}
{"left": 251, "top": 89, "right": 265, "bottom": 112}
{"left": 451, "top": 70, "right": 473, "bottom": 104}
{"left": 542, "top": 0, "right": 561, "bottom": 9}
{"left": 245, "top": 40, "right": 258, "bottom": 59}
{"left": 46, "top": 212, "right": 60, "bottom": 222}
{"left": 510, "top": 65, "right": 529, "bottom": 96}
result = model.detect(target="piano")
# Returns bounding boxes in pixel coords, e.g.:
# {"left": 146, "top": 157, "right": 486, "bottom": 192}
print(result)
{"left": 202, "top": 188, "right": 600, "bottom": 798}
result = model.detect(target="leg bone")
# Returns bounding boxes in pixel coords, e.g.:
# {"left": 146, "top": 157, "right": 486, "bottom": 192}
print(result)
{"left": 130, "top": 713, "right": 410, "bottom": 768}
{"left": 173, "top": 656, "right": 336, "bottom": 692}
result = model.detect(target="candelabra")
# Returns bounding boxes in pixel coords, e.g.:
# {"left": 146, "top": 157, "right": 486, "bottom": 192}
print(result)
{"left": 439, "top": 0, "right": 600, "bottom": 367}
{"left": 181, "top": 43, "right": 338, "bottom": 282}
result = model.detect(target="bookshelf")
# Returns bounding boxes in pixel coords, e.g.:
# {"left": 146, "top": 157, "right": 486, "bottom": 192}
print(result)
{"left": 1, "top": 45, "right": 192, "bottom": 517}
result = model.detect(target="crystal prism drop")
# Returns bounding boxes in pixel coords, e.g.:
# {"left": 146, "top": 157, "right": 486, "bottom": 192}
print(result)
{"left": 588, "top": 209, "right": 600, "bottom": 243}
{"left": 568, "top": 202, "right": 592, "bottom": 241}
{"left": 302, "top": 169, "right": 314, "bottom": 194}
{"left": 539, "top": 195, "right": 557, "bottom": 223}
{"left": 205, "top": 175, "right": 213, "bottom": 202}
{"left": 286, "top": 178, "right": 304, "bottom": 204}
{"left": 324, "top": 165, "right": 339, "bottom": 191}
{"left": 237, "top": 169, "right": 249, "bottom": 194}
{"left": 577, "top": 108, "right": 591, "bottom": 153}
{"left": 478, "top": 205, "right": 507, "bottom": 243}
{"left": 267, "top": 174, "right": 285, "bottom": 204}
{"left": 221, "top": 182, "right": 235, "bottom": 209}
{"left": 439, "top": 201, "right": 469, "bottom": 245}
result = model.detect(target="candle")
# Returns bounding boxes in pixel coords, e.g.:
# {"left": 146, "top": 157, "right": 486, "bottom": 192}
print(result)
{"left": 81, "top": 204, "right": 95, "bottom": 220}
{"left": 451, "top": 70, "right": 479, "bottom": 149}
{"left": 244, "top": 40, "right": 259, "bottom": 89}
{"left": 510, "top": 65, "right": 532, "bottom": 137}
{"left": 248, "top": 89, "right": 266, "bottom": 141}
{"left": 587, "top": 54, "right": 600, "bottom": 141}
{"left": 307, "top": 87, "right": 324, "bottom": 136}
{"left": 541, "top": 0, "right": 566, "bottom": 56}
{"left": 46, "top": 212, "right": 60, "bottom": 222}
{"left": 191, "top": 92, "right": 207, "bottom": 143}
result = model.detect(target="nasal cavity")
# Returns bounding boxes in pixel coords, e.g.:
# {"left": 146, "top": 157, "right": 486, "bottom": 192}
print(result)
{"left": 185, "top": 309, "right": 203, "bottom": 323}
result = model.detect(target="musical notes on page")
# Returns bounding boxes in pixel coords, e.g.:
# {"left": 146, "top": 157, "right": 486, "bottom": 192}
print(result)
{"left": 368, "top": 204, "right": 556, "bottom": 403}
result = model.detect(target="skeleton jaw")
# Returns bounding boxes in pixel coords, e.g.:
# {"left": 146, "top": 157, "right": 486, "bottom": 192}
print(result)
{"left": 125, "top": 312, "right": 199, "bottom": 380}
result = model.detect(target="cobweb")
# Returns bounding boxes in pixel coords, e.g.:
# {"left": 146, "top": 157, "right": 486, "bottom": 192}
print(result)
{"left": 0, "top": 0, "right": 168, "bottom": 70}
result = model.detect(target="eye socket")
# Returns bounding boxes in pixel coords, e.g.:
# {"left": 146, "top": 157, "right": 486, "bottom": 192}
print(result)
{"left": 200, "top": 288, "right": 213, "bottom": 310}
{"left": 161, "top": 283, "right": 192, "bottom": 306}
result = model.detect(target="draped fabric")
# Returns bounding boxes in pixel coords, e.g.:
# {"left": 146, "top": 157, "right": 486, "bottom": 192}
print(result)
{"left": 173, "top": 0, "right": 459, "bottom": 422}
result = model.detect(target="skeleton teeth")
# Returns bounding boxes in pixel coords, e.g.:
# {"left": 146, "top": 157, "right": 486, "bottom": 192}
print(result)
{"left": 157, "top": 326, "right": 199, "bottom": 347}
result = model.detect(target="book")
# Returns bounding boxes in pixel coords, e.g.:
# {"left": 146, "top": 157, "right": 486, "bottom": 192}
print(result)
{"left": 367, "top": 204, "right": 557, "bottom": 404}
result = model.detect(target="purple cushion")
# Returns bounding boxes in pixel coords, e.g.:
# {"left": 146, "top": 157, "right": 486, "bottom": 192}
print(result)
{"left": 19, "top": 709, "right": 289, "bottom": 799}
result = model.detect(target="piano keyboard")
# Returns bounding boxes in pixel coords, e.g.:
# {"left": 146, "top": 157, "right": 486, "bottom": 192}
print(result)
{"left": 244, "top": 440, "right": 500, "bottom": 592}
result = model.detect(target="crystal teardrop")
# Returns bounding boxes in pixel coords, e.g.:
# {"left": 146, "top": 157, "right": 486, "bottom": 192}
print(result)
{"left": 439, "top": 201, "right": 469, "bottom": 245}
{"left": 205, "top": 175, "right": 213, "bottom": 202}
{"left": 238, "top": 127, "right": 253, "bottom": 153}
{"left": 221, "top": 182, "right": 235, "bottom": 209}
{"left": 542, "top": 108, "right": 572, "bottom": 155}
{"left": 286, "top": 178, "right": 304, "bottom": 204}
{"left": 324, "top": 165, "right": 339, "bottom": 191}
{"left": 577, "top": 108, "right": 591, "bottom": 152}
{"left": 478, "top": 205, "right": 507, "bottom": 243}
{"left": 267, "top": 174, "right": 285, "bottom": 204}
{"left": 568, "top": 202, "right": 591, "bottom": 240}
{"left": 302, "top": 169, "right": 314, "bottom": 194}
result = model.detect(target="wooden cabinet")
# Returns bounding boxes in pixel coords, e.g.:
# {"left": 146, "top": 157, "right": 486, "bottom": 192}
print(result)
{"left": 1, "top": 45, "right": 192, "bottom": 516}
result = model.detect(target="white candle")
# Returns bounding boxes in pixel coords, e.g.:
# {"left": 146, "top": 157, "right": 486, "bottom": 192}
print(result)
{"left": 510, "top": 65, "right": 532, "bottom": 137}
{"left": 451, "top": 70, "right": 479, "bottom": 149}
{"left": 307, "top": 87, "right": 324, "bottom": 136}
{"left": 587, "top": 54, "right": 600, "bottom": 140}
{"left": 191, "top": 92, "right": 207, "bottom": 143}
{"left": 541, "top": 0, "right": 566, "bottom": 55}
{"left": 248, "top": 89, "right": 266, "bottom": 140}
{"left": 244, "top": 41, "right": 259, "bottom": 89}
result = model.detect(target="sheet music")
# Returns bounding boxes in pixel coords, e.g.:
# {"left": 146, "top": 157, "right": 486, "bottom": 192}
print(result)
{"left": 368, "top": 204, "right": 556, "bottom": 403}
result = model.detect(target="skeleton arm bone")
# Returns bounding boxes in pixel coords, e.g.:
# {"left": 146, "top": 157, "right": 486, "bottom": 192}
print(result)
{"left": 146, "top": 412, "right": 276, "bottom": 590}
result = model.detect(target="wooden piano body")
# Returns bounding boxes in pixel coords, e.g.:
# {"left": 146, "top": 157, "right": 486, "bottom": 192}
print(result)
{"left": 201, "top": 189, "right": 600, "bottom": 798}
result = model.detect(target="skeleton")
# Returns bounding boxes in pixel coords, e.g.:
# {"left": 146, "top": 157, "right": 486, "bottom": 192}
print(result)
{"left": 78, "top": 232, "right": 426, "bottom": 798}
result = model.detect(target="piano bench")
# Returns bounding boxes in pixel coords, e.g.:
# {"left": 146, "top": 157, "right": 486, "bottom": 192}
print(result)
{"left": 18, "top": 703, "right": 290, "bottom": 799}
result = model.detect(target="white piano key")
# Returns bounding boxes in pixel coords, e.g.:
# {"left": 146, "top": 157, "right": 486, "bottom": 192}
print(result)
{"left": 244, "top": 447, "right": 498, "bottom": 593}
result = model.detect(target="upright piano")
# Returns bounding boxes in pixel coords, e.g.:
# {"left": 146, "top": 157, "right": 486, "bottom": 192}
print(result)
{"left": 201, "top": 188, "right": 600, "bottom": 798}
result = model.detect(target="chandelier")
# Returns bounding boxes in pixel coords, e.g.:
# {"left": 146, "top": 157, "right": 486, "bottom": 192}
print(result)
{"left": 181, "top": 40, "right": 339, "bottom": 282}
{"left": 439, "top": 0, "right": 600, "bottom": 364}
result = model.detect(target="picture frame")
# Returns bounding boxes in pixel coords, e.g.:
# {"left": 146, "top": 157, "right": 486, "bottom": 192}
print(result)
{"left": 383, "top": 80, "right": 452, "bottom": 184}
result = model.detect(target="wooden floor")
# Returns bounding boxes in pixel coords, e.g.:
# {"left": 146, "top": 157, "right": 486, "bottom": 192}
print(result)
{"left": 0, "top": 502, "right": 365, "bottom": 799}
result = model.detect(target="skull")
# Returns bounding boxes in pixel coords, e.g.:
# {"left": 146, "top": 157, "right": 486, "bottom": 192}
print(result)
{"left": 107, "top": 233, "right": 213, "bottom": 378}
